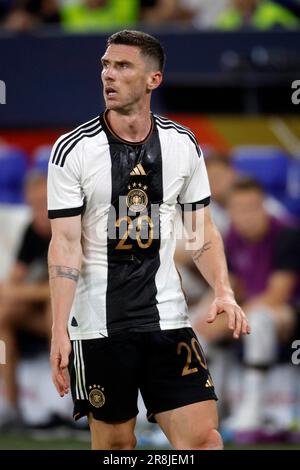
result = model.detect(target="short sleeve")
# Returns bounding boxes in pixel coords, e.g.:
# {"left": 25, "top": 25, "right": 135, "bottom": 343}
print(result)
{"left": 17, "top": 223, "right": 49, "bottom": 265}
{"left": 17, "top": 224, "right": 37, "bottom": 265}
{"left": 178, "top": 139, "right": 211, "bottom": 210}
{"left": 274, "top": 227, "right": 300, "bottom": 272}
{"left": 47, "top": 137, "right": 85, "bottom": 219}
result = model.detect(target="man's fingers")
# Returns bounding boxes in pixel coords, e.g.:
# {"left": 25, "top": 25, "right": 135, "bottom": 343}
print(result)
{"left": 53, "top": 369, "right": 69, "bottom": 397}
{"left": 227, "top": 309, "right": 235, "bottom": 331}
{"left": 52, "top": 371, "right": 65, "bottom": 397}
{"left": 206, "top": 303, "right": 218, "bottom": 323}
{"left": 51, "top": 355, "right": 69, "bottom": 397}
{"left": 233, "top": 308, "right": 242, "bottom": 339}
{"left": 242, "top": 314, "right": 250, "bottom": 335}
{"left": 210, "top": 299, "right": 251, "bottom": 338}
{"left": 62, "top": 367, "right": 70, "bottom": 393}
{"left": 60, "top": 353, "right": 69, "bottom": 369}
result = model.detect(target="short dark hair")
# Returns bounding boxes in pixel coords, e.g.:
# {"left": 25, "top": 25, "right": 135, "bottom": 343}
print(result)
{"left": 107, "top": 30, "right": 166, "bottom": 72}
{"left": 206, "top": 154, "right": 232, "bottom": 168}
{"left": 230, "top": 177, "right": 264, "bottom": 195}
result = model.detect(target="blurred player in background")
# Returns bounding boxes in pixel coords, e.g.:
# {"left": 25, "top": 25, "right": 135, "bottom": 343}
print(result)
{"left": 224, "top": 179, "right": 300, "bottom": 434}
{"left": 0, "top": 170, "right": 51, "bottom": 430}
{"left": 194, "top": 178, "right": 300, "bottom": 435}
{"left": 47, "top": 29, "right": 250, "bottom": 450}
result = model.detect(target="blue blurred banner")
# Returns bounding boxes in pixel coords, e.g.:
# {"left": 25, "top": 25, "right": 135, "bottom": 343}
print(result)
{"left": 1, "top": 30, "right": 300, "bottom": 127}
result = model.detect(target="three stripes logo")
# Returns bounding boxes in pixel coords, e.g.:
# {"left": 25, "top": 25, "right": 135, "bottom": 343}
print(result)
{"left": 130, "top": 163, "right": 146, "bottom": 176}
{"left": 205, "top": 377, "right": 214, "bottom": 388}
{"left": 52, "top": 116, "right": 102, "bottom": 167}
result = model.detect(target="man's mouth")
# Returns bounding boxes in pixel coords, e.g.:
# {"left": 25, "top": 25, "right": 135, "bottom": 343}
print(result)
{"left": 105, "top": 87, "right": 117, "bottom": 98}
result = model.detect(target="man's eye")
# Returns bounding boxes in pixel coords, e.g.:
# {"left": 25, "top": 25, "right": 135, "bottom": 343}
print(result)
{"left": 120, "top": 63, "right": 128, "bottom": 69}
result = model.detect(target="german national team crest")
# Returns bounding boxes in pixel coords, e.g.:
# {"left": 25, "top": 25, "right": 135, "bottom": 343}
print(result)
{"left": 126, "top": 183, "right": 148, "bottom": 212}
{"left": 88, "top": 385, "right": 105, "bottom": 408}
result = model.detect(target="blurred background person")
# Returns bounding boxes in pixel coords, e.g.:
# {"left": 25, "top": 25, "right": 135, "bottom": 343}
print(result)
{"left": 60, "top": 0, "right": 139, "bottom": 33}
{"left": 0, "top": 170, "right": 51, "bottom": 430}
{"left": 140, "top": 0, "right": 177, "bottom": 25}
{"left": 205, "top": 154, "right": 294, "bottom": 237}
{"left": 193, "top": 178, "right": 300, "bottom": 439}
{"left": 223, "top": 179, "right": 299, "bottom": 436}
{"left": 168, "top": 0, "right": 229, "bottom": 28}
{"left": 217, "top": 0, "right": 299, "bottom": 30}
{"left": 3, "top": 0, "right": 60, "bottom": 31}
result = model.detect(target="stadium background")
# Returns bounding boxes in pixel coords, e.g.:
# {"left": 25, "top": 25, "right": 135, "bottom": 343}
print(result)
{"left": 0, "top": 0, "right": 300, "bottom": 450}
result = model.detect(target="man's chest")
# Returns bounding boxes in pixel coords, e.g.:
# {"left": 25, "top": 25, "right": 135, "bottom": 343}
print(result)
{"left": 81, "top": 139, "right": 185, "bottom": 207}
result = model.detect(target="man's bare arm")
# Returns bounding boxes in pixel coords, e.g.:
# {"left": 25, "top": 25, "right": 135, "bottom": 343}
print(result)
{"left": 191, "top": 207, "right": 233, "bottom": 298}
{"left": 48, "top": 215, "right": 82, "bottom": 396}
{"left": 186, "top": 206, "right": 250, "bottom": 338}
{"left": 48, "top": 216, "right": 82, "bottom": 332}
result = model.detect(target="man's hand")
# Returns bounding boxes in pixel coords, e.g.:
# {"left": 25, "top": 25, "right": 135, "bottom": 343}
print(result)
{"left": 50, "top": 330, "right": 71, "bottom": 397}
{"left": 207, "top": 297, "right": 251, "bottom": 339}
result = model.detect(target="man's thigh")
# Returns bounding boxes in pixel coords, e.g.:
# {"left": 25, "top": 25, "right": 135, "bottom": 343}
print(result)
{"left": 88, "top": 414, "right": 137, "bottom": 450}
{"left": 140, "top": 328, "right": 217, "bottom": 421}
{"left": 155, "top": 400, "right": 219, "bottom": 449}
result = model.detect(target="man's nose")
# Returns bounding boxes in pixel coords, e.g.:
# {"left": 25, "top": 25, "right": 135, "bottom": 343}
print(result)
{"left": 103, "top": 66, "right": 116, "bottom": 80}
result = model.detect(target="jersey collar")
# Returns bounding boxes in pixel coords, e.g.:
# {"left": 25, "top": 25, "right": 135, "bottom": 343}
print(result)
{"left": 101, "top": 110, "right": 154, "bottom": 146}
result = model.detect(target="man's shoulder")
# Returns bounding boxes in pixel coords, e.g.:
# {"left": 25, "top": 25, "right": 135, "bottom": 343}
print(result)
{"left": 154, "top": 113, "right": 196, "bottom": 139}
{"left": 154, "top": 114, "right": 201, "bottom": 157}
{"left": 51, "top": 115, "right": 103, "bottom": 167}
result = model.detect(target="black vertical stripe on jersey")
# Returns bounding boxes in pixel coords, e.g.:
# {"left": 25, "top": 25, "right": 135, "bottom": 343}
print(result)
{"left": 102, "top": 114, "right": 163, "bottom": 335}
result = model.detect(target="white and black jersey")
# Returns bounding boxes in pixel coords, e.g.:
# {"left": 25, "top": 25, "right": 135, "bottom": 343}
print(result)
{"left": 48, "top": 111, "right": 211, "bottom": 340}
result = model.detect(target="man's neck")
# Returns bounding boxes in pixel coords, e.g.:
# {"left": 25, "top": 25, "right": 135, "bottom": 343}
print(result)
{"left": 106, "top": 108, "right": 152, "bottom": 143}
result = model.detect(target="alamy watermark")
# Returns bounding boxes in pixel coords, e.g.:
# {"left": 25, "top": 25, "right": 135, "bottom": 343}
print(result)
{"left": 291, "top": 80, "right": 300, "bottom": 105}
{"left": 0, "top": 340, "right": 6, "bottom": 364}
{"left": 0, "top": 80, "right": 6, "bottom": 104}
{"left": 291, "top": 340, "right": 300, "bottom": 365}
{"left": 89, "top": 198, "right": 206, "bottom": 252}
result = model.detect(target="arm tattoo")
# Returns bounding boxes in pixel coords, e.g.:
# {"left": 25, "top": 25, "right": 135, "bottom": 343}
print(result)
{"left": 192, "top": 241, "right": 212, "bottom": 263}
{"left": 49, "top": 265, "right": 80, "bottom": 282}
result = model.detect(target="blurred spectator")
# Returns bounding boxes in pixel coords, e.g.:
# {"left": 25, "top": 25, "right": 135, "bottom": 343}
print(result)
{"left": 3, "top": 0, "right": 60, "bottom": 31}
{"left": 206, "top": 154, "right": 293, "bottom": 236}
{"left": 169, "top": 0, "right": 229, "bottom": 28}
{"left": 217, "top": 0, "right": 299, "bottom": 30}
{"left": 140, "top": 0, "right": 177, "bottom": 25}
{"left": 0, "top": 144, "right": 27, "bottom": 204}
{"left": 60, "top": 0, "right": 139, "bottom": 33}
{"left": 0, "top": 171, "right": 51, "bottom": 430}
{"left": 175, "top": 153, "right": 294, "bottom": 326}
{"left": 206, "top": 154, "right": 237, "bottom": 235}
{"left": 211, "top": 179, "right": 299, "bottom": 435}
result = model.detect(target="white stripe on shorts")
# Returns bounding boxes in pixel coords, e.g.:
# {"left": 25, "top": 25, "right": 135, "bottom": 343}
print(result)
{"left": 78, "top": 340, "right": 88, "bottom": 399}
{"left": 74, "top": 340, "right": 84, "bottom": 400}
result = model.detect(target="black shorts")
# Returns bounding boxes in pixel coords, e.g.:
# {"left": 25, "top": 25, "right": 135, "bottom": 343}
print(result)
{"left": 69, "top": 327, "right": 217, "bottom": 423}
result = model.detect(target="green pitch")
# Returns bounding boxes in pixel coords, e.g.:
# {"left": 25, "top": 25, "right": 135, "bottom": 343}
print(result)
{"left": 0, "top": 434, "right": 299, "bottom": 450}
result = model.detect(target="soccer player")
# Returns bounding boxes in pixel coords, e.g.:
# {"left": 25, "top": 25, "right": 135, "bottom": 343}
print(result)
{"left": 47, "top": 30, "right": 250, "bottom": 450}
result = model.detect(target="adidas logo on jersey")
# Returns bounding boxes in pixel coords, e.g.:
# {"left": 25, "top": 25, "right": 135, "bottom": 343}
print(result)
{"left": 130, "top": 164, "right": 146, "bottom": 176}
{"left": 205, "top": 377, "right": 214, "bottom": 388}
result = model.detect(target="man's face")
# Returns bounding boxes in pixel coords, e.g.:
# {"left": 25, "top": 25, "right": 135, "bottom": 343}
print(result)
{"left": 101, "top": 44, "right": 158, "bottom": 112}
{"left": 26, "top": 176, "right": 50, "bottom": 236}
{"left": 227, "top": 189, "right": 269, "bottom": 240}
{"left": 206, "top": 161, "right": 236, "bottom": 204}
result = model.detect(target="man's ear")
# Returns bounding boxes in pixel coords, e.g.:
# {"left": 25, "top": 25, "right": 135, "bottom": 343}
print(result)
{"left": 147, "top": 71, "right": 163, "bottom": 91}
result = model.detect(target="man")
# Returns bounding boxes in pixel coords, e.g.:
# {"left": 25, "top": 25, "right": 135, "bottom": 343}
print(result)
{"left": 47, "top": 30, "right": 250, "bottom": 450}
{"left": 0, "top": 170, "right": 51, "bottom": 429}
{"left": 217, "top": 0, "right": 298, "bottom": 30}
{"left": 223, "top": 178, "right": 299, "bottom": 436}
